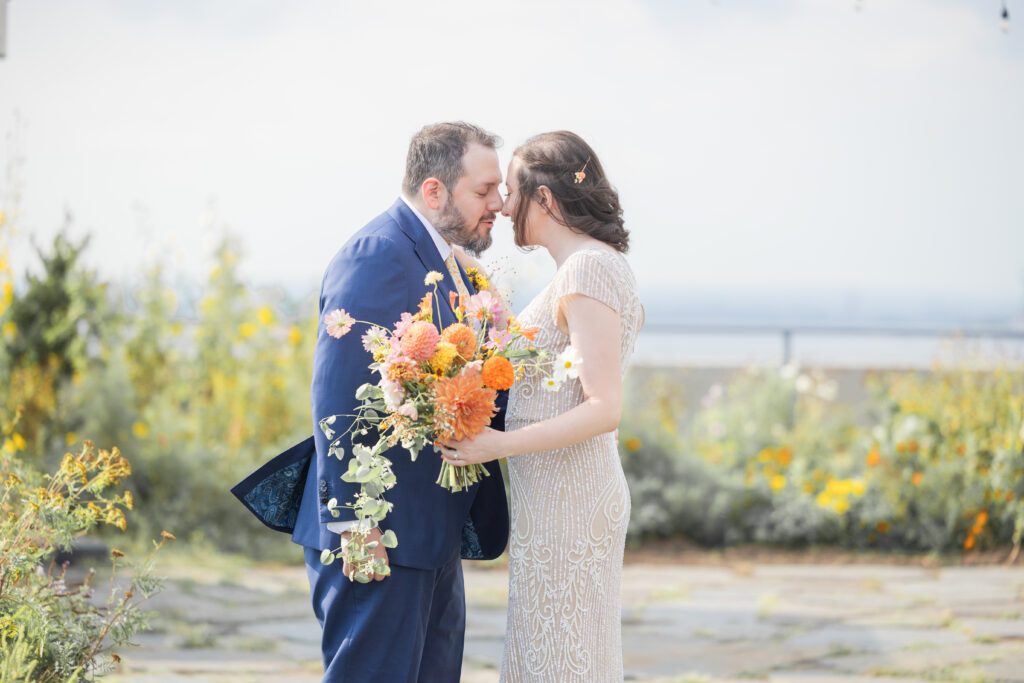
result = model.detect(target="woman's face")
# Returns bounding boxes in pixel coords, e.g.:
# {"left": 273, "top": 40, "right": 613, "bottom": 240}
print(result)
{"left": 501, "top": 157, "right": 544, "bottom": 247}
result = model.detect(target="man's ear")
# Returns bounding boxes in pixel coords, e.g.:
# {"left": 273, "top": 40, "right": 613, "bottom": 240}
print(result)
{"left": 421, "top": 178, "right": 446, "bottom": 211}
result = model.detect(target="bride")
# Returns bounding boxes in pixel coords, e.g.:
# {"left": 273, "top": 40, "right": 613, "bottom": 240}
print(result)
{"left": 441, "top": 130, "right": 643, "bottom": 682}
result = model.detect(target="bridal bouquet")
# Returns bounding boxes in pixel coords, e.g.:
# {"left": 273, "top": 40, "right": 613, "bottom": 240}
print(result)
{"left": 318, "top": 269, "right": 569, "bottom": 580}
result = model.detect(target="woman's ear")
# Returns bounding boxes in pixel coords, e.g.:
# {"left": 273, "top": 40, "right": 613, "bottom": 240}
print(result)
{"left": 537, "top": 185, "right": 553, "bottom": 209}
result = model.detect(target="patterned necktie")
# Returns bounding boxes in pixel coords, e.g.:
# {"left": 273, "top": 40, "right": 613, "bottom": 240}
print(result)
{"left": 444, "top": 254, "right": 471, "bottom": 300}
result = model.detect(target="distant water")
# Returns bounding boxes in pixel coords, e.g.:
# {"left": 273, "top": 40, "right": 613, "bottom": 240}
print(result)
{"left": 634, "top": 330, "right": 1024, "bottom": 369}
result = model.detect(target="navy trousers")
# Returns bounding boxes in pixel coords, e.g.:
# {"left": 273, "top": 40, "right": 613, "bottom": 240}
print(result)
{"left": 303, "top": 547, "right": 466, "bottom": 682}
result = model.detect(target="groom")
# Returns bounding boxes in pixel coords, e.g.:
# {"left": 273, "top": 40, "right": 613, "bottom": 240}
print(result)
{"left": 292, "top": 122, "right": 509, "bottom": 681}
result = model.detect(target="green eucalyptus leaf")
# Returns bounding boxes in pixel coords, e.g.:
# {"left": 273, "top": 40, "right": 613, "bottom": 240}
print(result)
{"left": 380, "top": 529, "right": 398, "bottom": 548}
{"left": 354, "top": 571, "right": 371, "bottom": 584}
{"left": 320, "top": 549, "right": 335, "bottom": 565}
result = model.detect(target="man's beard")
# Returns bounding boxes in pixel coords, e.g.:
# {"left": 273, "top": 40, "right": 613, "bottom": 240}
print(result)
{"left": 435, "top": 199, "right": 493, "bottom": 255}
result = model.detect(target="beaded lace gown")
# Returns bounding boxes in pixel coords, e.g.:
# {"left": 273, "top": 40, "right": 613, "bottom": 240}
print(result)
{"left": 502, "top": 248, "right": 643, "bottom": 682}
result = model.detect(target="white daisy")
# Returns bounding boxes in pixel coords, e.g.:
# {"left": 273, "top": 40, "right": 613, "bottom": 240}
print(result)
{"left": 556, "top": 346, "right": 583, "bottom": 379}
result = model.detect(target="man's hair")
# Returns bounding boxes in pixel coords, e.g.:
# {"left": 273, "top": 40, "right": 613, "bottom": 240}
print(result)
{"left": 402, "top": 122, "right": 501, "bottom": 199}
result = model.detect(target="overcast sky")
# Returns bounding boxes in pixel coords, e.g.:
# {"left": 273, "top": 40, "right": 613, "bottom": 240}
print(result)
{"left": 1, "top": 0, "right": 1022, "bottom": 314}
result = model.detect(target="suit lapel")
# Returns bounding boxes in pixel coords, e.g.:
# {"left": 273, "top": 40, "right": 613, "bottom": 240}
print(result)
{"left": 385, "top": 198, "right": 473, "bottom": 327}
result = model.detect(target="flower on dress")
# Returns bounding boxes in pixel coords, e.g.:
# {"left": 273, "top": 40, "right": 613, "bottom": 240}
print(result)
{"left": 424, "top": 271, "right": 444, "bottom": 286}
{"left": 324, "top": 309, "right": 355, "bottom": 339}
{"left": 433, "top": 366, "right": 498, "bottom": 441}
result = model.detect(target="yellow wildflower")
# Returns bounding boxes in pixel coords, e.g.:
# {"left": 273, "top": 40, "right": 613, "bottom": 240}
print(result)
{"left": 850, "top": 479, "right": 866, "bottom": 496}
{"left": 832, "top": 498, "right": 850, "bottom": 514}
{"left": 770, "top": 475, "right": 786, "bottom": 492}
{"left": 801, "top": 481, "right": 815, "bottom": 494}
{"left": 66, "top": 431, "right": 78, "bottom": 445}
{"left": 2, "top": 321, "right": 16, "bottom": 339}
{"left": 238, "top": 322, "right": 256, "bottom": 339}
{"left": 816, "top": 492, "right": 832, "bottom": 508}
{"left": 11, "top": 433, "right": 25, "bottom": 451}
{"left": 288, "top": 325, "right": 303, "bottom": 346}
{"left": 132, "top": 422, "right": 150, "bottom": 438}
{"left": 257, "top": 306, "right": 274, "bottom": 325}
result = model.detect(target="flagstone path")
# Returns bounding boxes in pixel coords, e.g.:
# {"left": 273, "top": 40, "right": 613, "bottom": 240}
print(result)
{"left": 106, "top": 557, "right": 1024, "bottom": 682}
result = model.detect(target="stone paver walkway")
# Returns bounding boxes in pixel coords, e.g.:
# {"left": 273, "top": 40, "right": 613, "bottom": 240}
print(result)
{"left": 107, "top": 559, "right": 1024, "bottom": 682}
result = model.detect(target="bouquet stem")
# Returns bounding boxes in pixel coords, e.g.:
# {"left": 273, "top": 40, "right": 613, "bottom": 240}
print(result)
{"left": 436, "top": 461, "right": 490, "bottom": 492}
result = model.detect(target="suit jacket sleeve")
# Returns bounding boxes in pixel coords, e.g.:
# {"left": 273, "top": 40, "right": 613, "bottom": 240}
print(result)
{"left": 312, "top": 235, "right": 409, "bottom": 524}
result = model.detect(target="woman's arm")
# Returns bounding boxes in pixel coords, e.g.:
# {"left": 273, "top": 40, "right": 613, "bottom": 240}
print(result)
{"left": 440, "top": 293, "right": 622, "bottom": 464}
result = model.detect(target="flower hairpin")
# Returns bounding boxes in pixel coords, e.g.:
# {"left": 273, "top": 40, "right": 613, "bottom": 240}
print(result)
{"left": 573, "top": 156, "right": 591, "bottom": 184}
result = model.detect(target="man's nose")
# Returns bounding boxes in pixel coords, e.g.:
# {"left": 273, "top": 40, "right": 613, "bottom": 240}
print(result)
{"left": 488, "top": 192, "right": 503, "bottom": 214}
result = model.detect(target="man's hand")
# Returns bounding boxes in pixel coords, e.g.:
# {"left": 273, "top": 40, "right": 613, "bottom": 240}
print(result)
{"left": 340, "top": 526, "right": 390, "bottom": 582}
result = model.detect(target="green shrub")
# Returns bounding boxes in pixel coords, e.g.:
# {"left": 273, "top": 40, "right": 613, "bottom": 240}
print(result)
{"left": 0, "top": 421, "right": 172, "bottom": 681}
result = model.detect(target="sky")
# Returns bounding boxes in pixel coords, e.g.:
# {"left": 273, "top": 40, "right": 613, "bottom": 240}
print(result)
{"left": 1, "top": 0, "right": 1023, "bottom": 320}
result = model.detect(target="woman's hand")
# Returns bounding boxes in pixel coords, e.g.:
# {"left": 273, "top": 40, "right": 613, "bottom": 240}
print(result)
{"left": 452, "top": 245, "right": 483, "bottom": 272}
{"left": 439, "top": 427, "right": 507, "bottom": 466}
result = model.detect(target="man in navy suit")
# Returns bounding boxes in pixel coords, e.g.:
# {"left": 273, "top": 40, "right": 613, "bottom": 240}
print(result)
{"left": 290, "top": 122, "right": 509, "bottom": 681}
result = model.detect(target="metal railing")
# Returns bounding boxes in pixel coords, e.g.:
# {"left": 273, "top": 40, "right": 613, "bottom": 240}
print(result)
{"left": 642, "top": 322, "right": 1024, "bottom": 365}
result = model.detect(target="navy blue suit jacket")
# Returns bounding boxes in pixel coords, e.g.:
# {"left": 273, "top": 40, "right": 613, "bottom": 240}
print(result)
{"left": 272, "top": 199, "right": 510, "bottom": 569}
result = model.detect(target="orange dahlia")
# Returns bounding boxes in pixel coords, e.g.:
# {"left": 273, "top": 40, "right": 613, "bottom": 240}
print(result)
{"left": 433, "top": 367, "right": 497, "bottom": 441}
{"left": 401, "top": 321, "right": 440, "bottom": 362}
{"left": 441, "top": 323, "right": 476, "bottom": 360}
{"left": 481, "top": 356, "right": 515, "bottom": 390}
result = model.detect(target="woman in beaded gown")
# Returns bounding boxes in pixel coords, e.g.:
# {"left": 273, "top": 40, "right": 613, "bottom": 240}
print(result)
{"left": 441, "top": 131, "right": 643, "bottom": 682}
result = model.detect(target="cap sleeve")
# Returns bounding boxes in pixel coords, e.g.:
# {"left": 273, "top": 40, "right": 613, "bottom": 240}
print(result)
{"left": 551, "top": 250, "right": 622, "bottom": 333}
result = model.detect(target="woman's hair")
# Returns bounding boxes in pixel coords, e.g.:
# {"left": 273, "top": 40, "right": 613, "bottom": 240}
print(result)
{"left": 511, "top": 131, "right": 629, "bottom": 253}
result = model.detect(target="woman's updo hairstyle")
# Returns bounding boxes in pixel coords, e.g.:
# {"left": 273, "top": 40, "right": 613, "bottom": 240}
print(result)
{"left": 511, "top": 131, "right": 629, "bottom": 253}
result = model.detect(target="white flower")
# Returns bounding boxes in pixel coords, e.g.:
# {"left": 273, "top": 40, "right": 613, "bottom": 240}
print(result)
{"left": 361, "top": 326, "right": 388, "bottom": 353}
{"left": 794, "top": 374, "right": 812, "bottom": 394}
{"left": 379, "top": 378, "right": 405, "bottom": 411}
{"left": 424, "top": 271, "right": 444, "bottom": 286}
{"left": 815, "top": 380, "right": 838, "bottom": 402}
{"left": 542, "top": 375, "right": 564, "bottom": 392}
{"left": 556, "top": 346, "right": 583, "bottom": 379}
{"left": 779, "top": 362, "right": 799, "bottom": 380}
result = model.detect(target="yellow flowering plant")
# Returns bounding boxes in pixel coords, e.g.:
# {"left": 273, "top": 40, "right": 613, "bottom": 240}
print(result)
{"left": 0, "top": 411, "right": 173, "bottom": 679}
